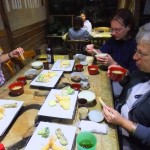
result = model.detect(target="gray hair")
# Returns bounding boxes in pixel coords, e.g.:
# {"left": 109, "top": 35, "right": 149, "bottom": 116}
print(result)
{"left": 136, "top": 22, "right": 150, "bottom": 44}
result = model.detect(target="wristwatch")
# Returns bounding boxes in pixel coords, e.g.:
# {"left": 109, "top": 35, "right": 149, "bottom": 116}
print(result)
{"left": 131, "top": 122, "right": 137, "bottom": 134}
{"left": 8, "top": 52, "right": 13, "bottom": 59}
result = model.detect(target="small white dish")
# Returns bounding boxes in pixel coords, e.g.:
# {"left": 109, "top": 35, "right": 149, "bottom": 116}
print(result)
{"left": 71, "top": 72, "right": 83, "bottom": 82}
{"left": 24, "top": 69, "right": 37, "bottom": 79}
{"left": 88, "top": 110, "right": 104, "bottom": 122}
{"left": 77, "top": 54, "right": 86, "bottom": 61}
{"left": 31, "top": 61, "right": 43, "bottom": 69}
{"left": 78, "top": 90, "right": 95, "bottom": 103}
{"left": 80, "top": 61, "right": 88, "bottom": 66}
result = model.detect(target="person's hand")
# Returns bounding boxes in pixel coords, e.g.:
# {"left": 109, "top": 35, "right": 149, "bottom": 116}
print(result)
{"left": 107, "top": 65, "right": 119, "bottom": 77}
{"left": 11, "top": 47, "right": 24, "bottom": 58}
{"left": 107, "top": 65, "right": 128, "bottom": 81}
{"left": 96, "top": 54, "right": 117, "bottom": 66}
{"left": 103, "top": 106, "right": 125, "bottom": 126}
{"left": 86, "top": 44, "right": 99, "bottom": 55}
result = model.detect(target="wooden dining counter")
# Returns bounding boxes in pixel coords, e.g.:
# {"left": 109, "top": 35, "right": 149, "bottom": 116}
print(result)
{"left": 0, "top": 55, "right": 119, "bottom": 150}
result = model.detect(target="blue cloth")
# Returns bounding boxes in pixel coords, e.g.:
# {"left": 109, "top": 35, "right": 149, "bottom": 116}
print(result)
{"left": 68, "top": 27, "right": 92, "bottom": 40}
{"left": 118, "top": 70, "right": 150, "bottom": 150}
{"left": 100, "top": 37, "right": 137, "bottom": 72}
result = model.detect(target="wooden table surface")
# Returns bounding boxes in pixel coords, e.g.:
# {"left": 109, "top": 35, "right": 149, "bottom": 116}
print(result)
{"left": 0, "top": 55, "right": 119, "bottom": 150}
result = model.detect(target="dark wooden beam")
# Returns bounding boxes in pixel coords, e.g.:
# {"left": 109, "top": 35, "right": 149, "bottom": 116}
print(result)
{"left": 0, "top": 0, "right": 15, "bottom": 50}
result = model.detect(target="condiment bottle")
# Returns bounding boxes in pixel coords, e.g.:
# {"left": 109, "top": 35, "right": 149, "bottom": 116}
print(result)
{"left": 80, "top": 76, "right": 90, "bottom": 90}
{"left": 46, "top": 47, "right": 54, "bottom": 64}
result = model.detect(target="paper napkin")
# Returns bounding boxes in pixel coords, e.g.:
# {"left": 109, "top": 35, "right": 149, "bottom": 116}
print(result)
{"left": 79, "top": 120, "right": 108, "bottom": 134}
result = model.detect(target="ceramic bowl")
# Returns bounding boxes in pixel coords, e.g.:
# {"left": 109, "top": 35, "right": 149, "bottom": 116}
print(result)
{"left": 88, "top": 110, "right": 104, "bottom": 122}
{"left": 31, "top": 61, "right": 43, "bottom": 69}
{"left": 78, "top": 90, "right": 95, "bottom": 103}
{"left": 77, "top": 98, "right": 87, "bottom": 107}
{"left": 77, "top": 54, "right": 86, "bottom": 61}
{"left": 71, "top": 72, "right": 83, "bottom": 82}
{"left": 95, "top": 53, "right": 108, "bottom": 58}
{"left": 24, "top": 69, "right": 37, "bottom": 79}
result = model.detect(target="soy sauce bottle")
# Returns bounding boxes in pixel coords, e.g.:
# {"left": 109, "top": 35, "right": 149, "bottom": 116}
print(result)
{"left": 46, "top": 47, "right": 54, "bottom": 64}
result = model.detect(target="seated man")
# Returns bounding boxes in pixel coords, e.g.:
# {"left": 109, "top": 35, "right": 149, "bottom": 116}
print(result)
{"left": 102, "top": 22, "right": 150, "bottom": 150}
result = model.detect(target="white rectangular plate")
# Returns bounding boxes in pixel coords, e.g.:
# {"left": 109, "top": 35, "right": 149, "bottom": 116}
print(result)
{"left": 25, "top": 121, "right": 77, "bottom": 150}
{"left": 0, "top": 99, "right": 24, "bottom": 136}
{"left": 38, "top": 89, "right": 78, "bottom": 119}
{"left": 30, "top": 70, "right": 63, "bottom": 88}
{"left": 51, "top": 59, "right": 75, "bottom": 72}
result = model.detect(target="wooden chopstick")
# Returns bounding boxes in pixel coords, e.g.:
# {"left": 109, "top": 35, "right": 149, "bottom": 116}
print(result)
{"left": 98, "top": 97, "right": 114, "bottom": 118}
{"left": 93, "top": 49, "right": 100, "bottom": 55}
{"left": 19, "top": 52, "right": 25, "bottom": 60}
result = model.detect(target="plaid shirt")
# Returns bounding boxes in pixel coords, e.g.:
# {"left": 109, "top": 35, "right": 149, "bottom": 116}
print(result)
{"left": 0, "top": 58, "right": 5, "bottom": 86}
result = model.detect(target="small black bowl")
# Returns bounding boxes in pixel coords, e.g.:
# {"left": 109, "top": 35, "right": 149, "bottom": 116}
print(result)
{"left": 71, "top": 76, "right": 81, "bottom": 82}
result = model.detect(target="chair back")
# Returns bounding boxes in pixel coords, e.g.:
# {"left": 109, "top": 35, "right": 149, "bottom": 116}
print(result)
{"left": 4, "top": 60, "right": 16, "bottom": 77}
{"left": 4, "top": 58, "right": 24, "bottom": 77}
{"left": 65, "top": 40, "right": 91, "bottom": 59}
{"left": 17, "top": 50, "right": 36, "bottom": 61}
{"left": 16, "top": 50, "right": 36, "bottom": 65}
{"left": 91, "top": 37, "right": 109, "bottom": 48}
{"left": 93, "top": 27, "right": 110, "bottom": 32}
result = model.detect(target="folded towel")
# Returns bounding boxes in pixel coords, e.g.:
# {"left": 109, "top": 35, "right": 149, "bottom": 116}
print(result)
{"left": 79, "top": 120, "right": 108, "bottom": 134}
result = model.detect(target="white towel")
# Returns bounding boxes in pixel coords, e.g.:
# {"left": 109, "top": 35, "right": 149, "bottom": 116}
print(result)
{"left": 79, "top": 120, "right": 108, "bottom": 134}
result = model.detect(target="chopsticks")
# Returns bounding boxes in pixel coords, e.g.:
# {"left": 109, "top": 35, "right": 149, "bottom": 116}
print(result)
{"left": 19, "top": 52, "right": 25, "bottom": 60}
{"left": 93, "top": 49, "right": 100, "bottom": 55}
{"left": 17, "top": 47, "right": 25, "bottom": 60}
{"left": 98, "top": 97, "right": 114, "bottom": 118}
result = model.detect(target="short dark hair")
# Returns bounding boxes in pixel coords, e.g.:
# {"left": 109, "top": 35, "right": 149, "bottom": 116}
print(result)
{"left": 73, "top": 16, "right": 84, "bottom": 31}
{"left": 111, "top": 8, "right": 135, "bottom": 35}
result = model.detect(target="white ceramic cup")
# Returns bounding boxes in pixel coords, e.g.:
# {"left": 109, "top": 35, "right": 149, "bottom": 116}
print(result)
{"left": 78, "top": 107, "right": 89, "bottom": 120}
{"left": 95, "top": 53, "right": 108, "bottom": 58}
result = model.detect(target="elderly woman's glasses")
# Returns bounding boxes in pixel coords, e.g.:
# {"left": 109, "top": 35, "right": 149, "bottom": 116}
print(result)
{"left": 135, "top": 49, "right": 150, "bottom": 58}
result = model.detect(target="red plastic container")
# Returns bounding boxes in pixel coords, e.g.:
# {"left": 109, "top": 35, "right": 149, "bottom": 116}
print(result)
{"left": 88, "top": 65, "right": 99, "bottom": 75}
{"left": 9, "top": 82, "right": 24, "bottom": 95}
{"left": 109, "top": 66, "right": 127, "bottom": 81}
{"left": 75, "top": 64, "right": 83, "bottom": 72}
{"left": 17, "top": 76, "right": 27, "bottom": 85}
{"left": 0, "top": 143, "right": 5, "bottom": 150}
{"left": 71, "top": 83, "right": 81, "bottom": 91}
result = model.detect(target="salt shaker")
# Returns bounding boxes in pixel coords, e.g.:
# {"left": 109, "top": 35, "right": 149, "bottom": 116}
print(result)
{"left": 80, "top": 76, "right": 90, "bottom": 90}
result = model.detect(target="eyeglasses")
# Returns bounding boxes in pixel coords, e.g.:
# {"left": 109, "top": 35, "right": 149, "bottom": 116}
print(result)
{"left": 135, "top": 49, "right": 150, "bottom": 58}
{"left": 110, "top": 28, "right": 123, "bottom": 33}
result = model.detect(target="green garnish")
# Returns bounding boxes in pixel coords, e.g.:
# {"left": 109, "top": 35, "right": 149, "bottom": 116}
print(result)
{"left": 38, "top": 127, "right": 50, "bottom": 138}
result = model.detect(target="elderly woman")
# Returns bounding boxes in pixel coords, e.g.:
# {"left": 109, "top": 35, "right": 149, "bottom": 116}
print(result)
{"left": 86, "top": 8, "right": 137, "bottom": 72}
{"left": 0, "top": 47, "right": 24, "bottom": 86}
{"left": 103, "top": 22, "right": 150, "bottom": 150}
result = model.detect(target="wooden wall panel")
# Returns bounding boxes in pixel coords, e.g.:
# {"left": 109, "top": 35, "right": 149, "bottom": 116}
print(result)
{"left": 12, "top": 20, "right": 47, "bottom": 50}
{"left": 1, "top": 20, "right": 47, "bottom": 81}
{"left": 0, "top": 29, "right": 11, "bottom": 52}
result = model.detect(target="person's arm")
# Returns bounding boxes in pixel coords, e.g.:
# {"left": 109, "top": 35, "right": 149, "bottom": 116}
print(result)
{"left": 0, "top": 47, "right": 24, "bottom": 63}
{"left": 0, "top": 53, "right": 11, "bottom": 63}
